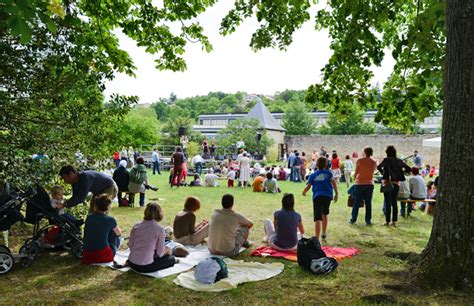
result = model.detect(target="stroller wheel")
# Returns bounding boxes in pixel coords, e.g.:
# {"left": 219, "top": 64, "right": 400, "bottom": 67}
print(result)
{"left": 19, "top": 239, "right": 40, "bottom": 259}
{"left": 0, "top": 251, "right": 14, "bottom": 275}
{"left": 70, "top": 241, "right": 83, "bottom": 259}
{"left": 0, "top": 245, "right": 11, "bottom": 254}
{"left": 21, "top": 256, "right": 34, "bottom": 268}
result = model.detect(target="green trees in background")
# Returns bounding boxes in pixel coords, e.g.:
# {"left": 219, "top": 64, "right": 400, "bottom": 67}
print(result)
{"left": 282, "top": 101, "right": 317, "bottom": 135}
{"left": 216, "top": 118, "right": 273, "bottom": 154}
{"left": 113, "top": 108, "right": 160, "bottom": 148}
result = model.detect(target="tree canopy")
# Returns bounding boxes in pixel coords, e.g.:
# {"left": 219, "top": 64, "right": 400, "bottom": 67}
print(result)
{"left": 216, "top": 118, "right": 273, "bottom": 154}
{"left": 282, "top": 101, "right": 317, "bottom": 135}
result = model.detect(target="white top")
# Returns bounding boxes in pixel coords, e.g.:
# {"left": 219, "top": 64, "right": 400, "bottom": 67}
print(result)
{"left": 151, "top": 151, "right": 160, "bottom": 162}
{"left": 192, "top": 154, "right": 203, "bottom": 164}
{"left": 344, "top": 159, "right": 353, "bottom": 172}
{"left": 227, "top": 170, "right": 236, "bottom": 180}
{"left": 204, "top": 174, "right": 219, "bottom": 187}
{"left": 50, "top": 199, "right": 65, "bottom": 215}
{"left": 236, "top": 140, "right": 245, "bottom": 148}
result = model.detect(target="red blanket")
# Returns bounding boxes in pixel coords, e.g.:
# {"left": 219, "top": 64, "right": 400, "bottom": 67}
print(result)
{"left": 251, "top": 246, "right": 361, "bottom": 262}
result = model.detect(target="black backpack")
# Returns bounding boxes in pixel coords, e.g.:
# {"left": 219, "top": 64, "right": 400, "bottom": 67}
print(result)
{"left": 297, "top": 237, "right": 327, "bottom": 270}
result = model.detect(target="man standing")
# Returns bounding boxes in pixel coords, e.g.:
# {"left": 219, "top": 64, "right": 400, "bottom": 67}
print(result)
{"left": 208, "top": 194, "right": 253, "bottom": 256}
{"left": 192, "top": 153, "right": 204, "bottom": 175}
{"left": 287, "top": 150, "right": 297, "bottom": 182}
{"left": 180, "top": 135, "right": 189, "bottom": 156}
{"left": 59, "top": 165, "right": 118, "bottom": 212}
{"left": 151, "top": 147, "right": 161, "bottom": 175}
{"left": 236, "top": 138, "right": 245, "bottom": 154}
{"left": 413, "top": 150, "right": 423, "bottom": 168}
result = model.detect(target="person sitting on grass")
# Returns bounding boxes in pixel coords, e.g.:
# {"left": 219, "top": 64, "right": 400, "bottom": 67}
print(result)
{"left": 302, "top": 157, "right": 338, "bottom": 241}
{"left": 278, "top": 166, "right": 286, "bottom": 181}
{"left": 252, "top": 173, "right": 265, "bottom": 192}
{"left": 125, "top": 202, "right": 177, "bottom": 273}
{"left": 263, "top": 193, "right": 304, "bottom": 251}
{"left": 208, "top": 194, "right": 253, "bottom": 256}
{"left": 204, "top": 168, "right": 219, "bottom": 187}
{"left": 264, "top": 171, "right": 281, "bottom": 193}
{"left": 82, "top": 194, "right": 122, "bottom": 264}
{"left": 189, "top": 174, "right": 202, "bottom": 187}
{"left": 173, "top": 196, "right": 209, "bottom": 245}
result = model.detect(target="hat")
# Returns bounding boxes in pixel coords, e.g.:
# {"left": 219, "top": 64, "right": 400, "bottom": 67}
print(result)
{"left": 194, "top": 257, "right": 228, "bottom": 284}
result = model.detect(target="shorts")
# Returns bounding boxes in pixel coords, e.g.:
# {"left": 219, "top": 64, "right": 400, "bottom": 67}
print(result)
{"left": 313, "top": 196, "right": 332, "bottom": 221}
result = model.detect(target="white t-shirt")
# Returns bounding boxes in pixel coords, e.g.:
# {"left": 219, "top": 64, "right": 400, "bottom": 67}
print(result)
{"left": 227, "top": 170, "right": 236, "bottom": 180}
{"left": 192, "top": 155, "right": 203, "bottom": 164}
{"left": 236, "top": 141, "right": 245, "bottom": 148}
{"left": 344, "top": 159, "right": 353, "bottom": 172}
{"left": 204, "top": 174, "right": 219, "bottom": 187}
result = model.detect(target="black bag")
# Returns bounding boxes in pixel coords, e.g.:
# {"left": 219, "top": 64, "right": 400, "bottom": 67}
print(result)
{"left": 380, "top": 161, "right": 394, "bottom": 193}
{"left": 297, "top": 237, "right": 326, "bottom": 270}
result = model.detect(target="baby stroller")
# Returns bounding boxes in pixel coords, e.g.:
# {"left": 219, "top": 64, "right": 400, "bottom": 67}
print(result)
{"left": 0, "top": 182, "right": 35, "bottom": 274}
{"left": 0, "top": 183, "right": 83, "bottom": 274}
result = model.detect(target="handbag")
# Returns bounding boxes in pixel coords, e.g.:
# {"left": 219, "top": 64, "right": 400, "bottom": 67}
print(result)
{"left": 347, "top": 194, "right": 364, "bottom": 207}
{"left": 380, "top": 160, "right": 394, "bottom": 193}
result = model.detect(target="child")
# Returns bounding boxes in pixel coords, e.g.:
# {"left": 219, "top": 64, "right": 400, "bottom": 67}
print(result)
{"left": 264, "top": 172, "right": 280, "bottom": 193}
{"left": 227, "top": 167, "right": 236, "bottom": 187}
{"left": 252, "top": 173, "right": 265, "bottom": 192}
{"left": 302, "top": 157, "right": 338, "bottom": 241}
{"left": 82, "top": 194, "right": 122, "bottom": 264}
{"left": 278, "top": 166, "right": 286, "bottom": 181}
{"left": 50, "top": 186, "right": 82, "bottom": 227}
{"left": 189, "top": 174, "right": 202, "bottom": 187}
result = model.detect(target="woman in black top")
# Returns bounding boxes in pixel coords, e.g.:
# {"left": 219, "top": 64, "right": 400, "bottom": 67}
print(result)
{"left": 377, "top": 145, "right": 411, "bottom": 226}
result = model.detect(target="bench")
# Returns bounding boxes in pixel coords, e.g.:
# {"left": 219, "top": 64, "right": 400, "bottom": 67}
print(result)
{"left": 399, "top": 199, "right": 436, "bottom": 215}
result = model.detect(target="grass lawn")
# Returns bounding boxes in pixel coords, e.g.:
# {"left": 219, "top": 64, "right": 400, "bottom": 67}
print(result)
{"left": 0, "top": 170, "right": 472, "bottom": 304}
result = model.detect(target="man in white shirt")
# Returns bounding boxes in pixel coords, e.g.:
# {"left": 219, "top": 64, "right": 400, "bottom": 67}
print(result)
{"left": 204, "top": 169, "right": 219, "bottom": 187}
{"left": 192, "top": 153, "right": 203, "bottom": 175}
{"left": 151, "top": 148, "right": 161, "bottom": 175}
{"left": 236, "top": 139, "right": 245, "bottom": 154}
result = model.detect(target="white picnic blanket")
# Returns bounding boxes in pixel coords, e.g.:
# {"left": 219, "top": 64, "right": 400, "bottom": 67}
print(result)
{"left": 174, "top": 259, "right": 284, "bottom": 292}
{"left": 92, "top": 245, "right": 244, "bottom": 279}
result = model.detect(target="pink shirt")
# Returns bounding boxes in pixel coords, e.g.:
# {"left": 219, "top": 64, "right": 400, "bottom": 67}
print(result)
{"left": 354, "top": 157, "right": 377, "bottom": 185}
{"left": 128, "top": 220, "right": 165, "bottom": 266}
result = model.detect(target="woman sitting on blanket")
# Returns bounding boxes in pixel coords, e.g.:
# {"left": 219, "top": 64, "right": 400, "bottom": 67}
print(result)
{"left": 82, "top": 194, "right": 122, "bottom": 264}
{"left": 173, "top": 196, "right": 209, "bottom": 245}
{"left": 263, "top": 193, "right": 304, "bottom": 251}
{"left": 126, "top": 202, "right": 177, "bottom": 273}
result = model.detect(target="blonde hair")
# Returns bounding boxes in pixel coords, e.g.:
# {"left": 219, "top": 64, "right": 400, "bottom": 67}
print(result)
{"left": 50, "top": 186, "right": 64, "bottom": 197}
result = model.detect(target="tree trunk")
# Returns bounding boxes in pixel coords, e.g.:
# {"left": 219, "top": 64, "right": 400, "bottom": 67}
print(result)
{"left": 415, "top": 0, "right": 474, "bottom": 289}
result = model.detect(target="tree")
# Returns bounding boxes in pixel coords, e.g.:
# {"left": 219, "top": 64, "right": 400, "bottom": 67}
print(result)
{"left": 216, "top": 118, "right": 273, "bottom": 154}
{"left": 318, "top": 107, "right": 376, "bottom": 135}
{"left": 151, "top": 101, "right": 171, "bottom": 120}
{"left": 282, "top": 101, "right": 317, "bottom": 135}
{"left": 113, "top": 107, "right": 160, "bottom": 147}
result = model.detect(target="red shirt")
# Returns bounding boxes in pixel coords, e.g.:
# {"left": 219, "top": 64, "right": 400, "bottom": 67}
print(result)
{"left": 331, "top": 157, "right": 340, "bottom": 169}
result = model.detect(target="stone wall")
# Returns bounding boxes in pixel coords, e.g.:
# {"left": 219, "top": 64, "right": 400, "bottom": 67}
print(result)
{"left": 285, "top": 134, "right": 441, "bottom": 166}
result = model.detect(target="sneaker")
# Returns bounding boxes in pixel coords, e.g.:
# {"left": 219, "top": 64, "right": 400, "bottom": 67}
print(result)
{"left": 321, "top": 234, "right": 327, "bottom": 240}
{"left": 242, "top": 240, "right": 253, "bottom": 248}
{"left": 366, "top": 222, "right": 373, "bottom": 226}
{"left": 390, "top": 222, "right": 397, "bottom": 227}
{"left": 382, "top": 222, "right": 389, "bottom": 226}
{"left": 348, "top": 220, "right": 356, "bottom": 225}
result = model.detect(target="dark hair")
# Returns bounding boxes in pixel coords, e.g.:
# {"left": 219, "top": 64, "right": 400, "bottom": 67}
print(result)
{"left": 345, "top": 155, "right": 350, "bottom": 159}
{"left": 94, "top": 194, "right": 112, "bottom": 212}
{"left": 194, "top": 174, "right": 200, "bottom": 180}
{"left": 230, "top": 167, "right": 234, "bottom": 170}
{"left": 363, "top": 147, "right": 373, "bottom": 157}
{"left": 385, "top": 145, "right": 397, "bottom": 158}
{"left": 281, "top": 193, "right": 295, "bottom": 211}
{"left": 266, "top": 172, "right": 273, "bottom": 179}
{"left": 295, "top": 152, "right": 299, "bottom": 157}
{"left": 184, "top": 196, "right": 201, "bottom": 211}
{"left": 316, "top": 157, "right": 327, "bottom": 170}
{"left": 332, "top": 153, "right": 338, "bottom": 159}
{"left": 176, "top": 146, "right": 182, "bottom": 152}
{"left": 221, "top": 194, "right": 234, "bottom": 209}
{"left": 59, "top": 165, "right": 76, "bottom": 176}
{"left": 427, "top": 180, "right": 435, "bottom": 190}
{"left": 411, "top": 167, "right": 420, "bottom": 175}
{"left": 302, "top": 152, "right": 306, "bottom": 157}
{"left": 136, "top": 157, "right": 144, "bottom": 164}
{"left": 144, "top": 202, "right": 163, "bottom": 221}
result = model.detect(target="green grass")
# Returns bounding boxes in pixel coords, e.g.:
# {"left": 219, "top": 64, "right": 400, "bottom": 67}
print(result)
{"left": 0, "top": 170, "right": 472, "bottom": 304}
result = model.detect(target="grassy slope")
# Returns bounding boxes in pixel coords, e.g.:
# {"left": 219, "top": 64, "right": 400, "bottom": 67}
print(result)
{"left": 0, "top": 170, "right": 472, "bottom": 304}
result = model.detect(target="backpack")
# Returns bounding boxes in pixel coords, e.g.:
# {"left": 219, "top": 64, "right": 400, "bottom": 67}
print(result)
{"left": 129, "top": 165, "right": 147, "bottom": 185}
{"left": 297, "top": 237, "right": 327, "bottom": 270}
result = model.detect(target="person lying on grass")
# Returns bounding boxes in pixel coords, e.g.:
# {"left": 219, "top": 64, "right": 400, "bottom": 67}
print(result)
{"left": 173, "top": 196, "right": 209, "bottom": 245}
{"left": 302, "top": 157, "right": 338, "bottom": 241}
{"left": 125, "top": 202, "right": 177, "bottom": 273}
{"left": 82, "top": 194, "right": 122, "bottom": 264}
{"left": 208, "top": 194, "right": 253, "bottom": 256}
{"left": 263, "top": 193, "right": 304, "bottom": 251}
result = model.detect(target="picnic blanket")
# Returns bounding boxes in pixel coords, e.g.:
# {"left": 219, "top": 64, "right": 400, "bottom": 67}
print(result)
{"left": 174, "top": 258, "right": 284, "bottom": 292}
{"left": 251, "top": 246, "right": 361, "bottom": 262}
{"left": 92, "top": 245, "right": 245, "bottom": 278}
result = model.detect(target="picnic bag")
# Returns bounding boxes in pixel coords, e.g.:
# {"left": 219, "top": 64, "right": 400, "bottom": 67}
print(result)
{"left": 297, "top": 237, "right": 326, "bottom": 270}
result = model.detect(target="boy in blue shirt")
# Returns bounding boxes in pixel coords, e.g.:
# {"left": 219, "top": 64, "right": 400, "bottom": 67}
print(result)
{"left": 302, "top": 157, "right": 338, "bottom": 241}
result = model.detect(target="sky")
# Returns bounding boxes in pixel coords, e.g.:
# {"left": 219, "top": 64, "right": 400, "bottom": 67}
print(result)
{"left": 104, "top": 2, "right": 394, "bottom": 104}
